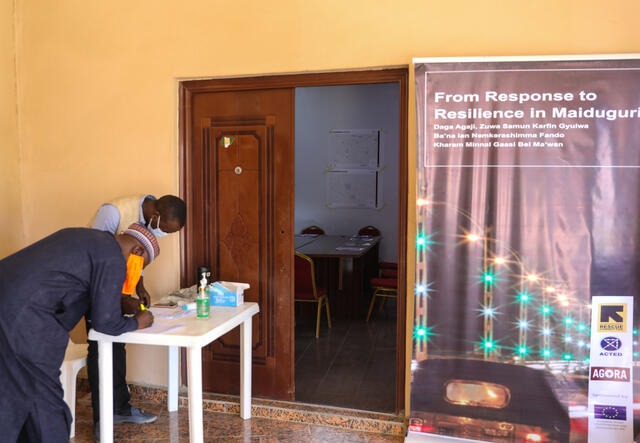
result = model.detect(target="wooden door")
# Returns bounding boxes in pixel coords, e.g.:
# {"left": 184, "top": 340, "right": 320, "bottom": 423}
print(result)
{"left": 181, "top": 87, "right": 294, "bottom": 399}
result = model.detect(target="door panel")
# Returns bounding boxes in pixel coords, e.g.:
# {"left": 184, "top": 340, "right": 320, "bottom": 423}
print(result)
{"left": 183, "top": 89, "right": 294, "bottom": 399}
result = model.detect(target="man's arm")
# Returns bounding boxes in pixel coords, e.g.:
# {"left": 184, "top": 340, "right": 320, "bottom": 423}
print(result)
{"left": 89, "top": 258, "right": 139, "bottom": 335}
{"left": 135, "top": 276, "right": 151, "bottom": 307}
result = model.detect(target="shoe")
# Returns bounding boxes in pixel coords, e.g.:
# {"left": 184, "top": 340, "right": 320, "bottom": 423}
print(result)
{"left": 113, "top": 405, "right": 158, "bottom": 424}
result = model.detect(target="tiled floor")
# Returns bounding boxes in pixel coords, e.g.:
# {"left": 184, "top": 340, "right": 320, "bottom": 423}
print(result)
{"left": 294, "top": 298, "right": 397, "bottom": 412}
{"left": 71, "top": 391, "right": 404, "bottom": 442}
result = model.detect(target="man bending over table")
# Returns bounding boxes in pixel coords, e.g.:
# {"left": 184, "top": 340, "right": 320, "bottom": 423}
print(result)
{"left": 0, "top": 224, "right": 156, "bottom": 442}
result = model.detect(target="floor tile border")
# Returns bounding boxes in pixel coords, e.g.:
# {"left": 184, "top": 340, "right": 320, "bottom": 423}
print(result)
{"left": 78, "top": 381, "right": 407, "bottom": 436}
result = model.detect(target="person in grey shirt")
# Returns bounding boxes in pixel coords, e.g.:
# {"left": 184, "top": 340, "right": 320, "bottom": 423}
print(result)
{"left": 89, "top": 194, "right": 186, "bottom": 438}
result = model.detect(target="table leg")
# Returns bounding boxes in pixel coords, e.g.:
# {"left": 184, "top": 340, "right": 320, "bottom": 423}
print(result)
{"left": 98, "top": 340, "right": 113, "bottom": 443}
{"left": 187, "top": 347, "right": 204, "bottom": 443}
{"left": 338, "top": 257, "right": 343, "bottom": 290}
{"left": 352, "top": 257, "right": 363, "bottom": 317}
{"left": 168, "top": 346, "right": 179, "bottom": 412}
{"left": 240, "top": 318, "right": 252, "bottom": 419}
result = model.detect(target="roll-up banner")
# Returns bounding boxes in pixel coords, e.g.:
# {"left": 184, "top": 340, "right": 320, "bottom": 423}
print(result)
{"left": 410, "top": 55, "right": 640, "bottom": 443}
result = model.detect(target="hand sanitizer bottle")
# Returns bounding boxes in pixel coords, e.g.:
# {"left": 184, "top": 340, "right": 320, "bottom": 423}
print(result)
{"left": 196, "top": 275, "right": 210, "bottom": 318}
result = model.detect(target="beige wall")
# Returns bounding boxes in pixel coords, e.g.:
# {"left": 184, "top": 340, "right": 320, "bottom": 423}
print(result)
{"left": 10, "top": 0, "right": 640, "bottom": 398}
{"left": 0, "top": 0, "right": 24, "bottom": 257}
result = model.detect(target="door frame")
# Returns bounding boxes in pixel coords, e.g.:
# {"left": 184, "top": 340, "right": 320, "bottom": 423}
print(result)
{"left": 179, "top": 67, "right": 408, "bottom": 412}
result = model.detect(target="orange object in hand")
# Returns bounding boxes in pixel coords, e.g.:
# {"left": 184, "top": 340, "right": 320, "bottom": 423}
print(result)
{"left": 122, "top": 254, "right": 144, "bottom": 295}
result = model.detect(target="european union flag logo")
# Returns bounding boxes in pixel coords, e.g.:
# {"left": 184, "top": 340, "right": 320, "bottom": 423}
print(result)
{"left": 594, "top": 405, "right": 626, "bottom": 421}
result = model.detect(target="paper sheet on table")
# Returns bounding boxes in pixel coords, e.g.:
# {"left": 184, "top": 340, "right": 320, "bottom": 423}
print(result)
{"left": 149, "top": 306, "right": 195, "bottom": 320}
{"left": 336, "top": 246, "right": 366, "bottom": 251}
{"left": 137, "top": 322, "right": 185, "bottom": 335}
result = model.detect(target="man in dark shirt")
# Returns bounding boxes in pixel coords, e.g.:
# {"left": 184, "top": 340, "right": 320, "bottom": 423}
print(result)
{"left": 0, "top": 226, "right": 155, "bottom": 442}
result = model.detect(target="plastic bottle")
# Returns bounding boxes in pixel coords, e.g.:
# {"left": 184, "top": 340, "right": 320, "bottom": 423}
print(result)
{"left": 181, "top": 302, "right": 196, "bottom": 311}
{"left": 196, "top": 275, "right": 210, "bottom": 318}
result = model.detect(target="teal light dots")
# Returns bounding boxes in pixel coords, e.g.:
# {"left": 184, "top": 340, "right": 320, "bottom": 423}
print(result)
{"left": 482, "top": 339, "right": 495, "bottom": 350}
{"left": 414, "top": 325, "right": 436, "bottom": 342}
{"left": 517, "top": 346, "right": 529, "bottom": 356}
{"left": 416, "top": 233, "right": 438, "bottom": 251}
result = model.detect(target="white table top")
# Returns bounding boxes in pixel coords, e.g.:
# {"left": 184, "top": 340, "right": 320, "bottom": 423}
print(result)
{"left": 88, "top": 302, "right": 259, "bottom": 348}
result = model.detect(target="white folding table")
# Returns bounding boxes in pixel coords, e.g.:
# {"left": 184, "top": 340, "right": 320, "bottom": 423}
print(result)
{"left": 88, "top": 302, "right": 259, "bottom": 443}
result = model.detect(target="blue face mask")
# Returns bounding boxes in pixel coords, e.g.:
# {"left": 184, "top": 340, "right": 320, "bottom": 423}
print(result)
{"left": 148, "top": 215, "right": 168, "bottom": 238}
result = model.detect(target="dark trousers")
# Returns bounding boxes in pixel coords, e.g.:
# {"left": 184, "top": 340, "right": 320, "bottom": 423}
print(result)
{"left": 87, "top": 339, "right": 131, "bottom": 424}
{"left": 17, "top": 392, "right": 71, "bottom": 443}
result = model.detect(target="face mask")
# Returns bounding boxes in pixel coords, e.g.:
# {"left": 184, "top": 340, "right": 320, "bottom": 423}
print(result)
{"left": 122, "top": 253, "right": 144, "bottom": 295}
{"left": 147, "top": 215, "right": 168, "bottom": 238}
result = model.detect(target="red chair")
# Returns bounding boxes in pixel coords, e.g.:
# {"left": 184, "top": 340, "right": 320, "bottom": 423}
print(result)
{"left": 358, "top": 225, "right": 399, "bottom": 321}
{"left": 366, "top": 276, "right": 397, "bottom": 321}
{"left": 294, "top": 252, "right": 331, "bottom": 337}
{"left": 380, "top": 268, "right": 398, "bottom": 279}
{"left": 358, "top": 225, "right": 381, "bottom": 237}
{"left": 301, "top": 225, "right": 325, "bottom": 235}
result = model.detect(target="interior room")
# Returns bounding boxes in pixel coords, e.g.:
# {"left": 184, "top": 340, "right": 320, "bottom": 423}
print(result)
{"left": 293, "top": 83, "right": 400, "bottom": 412}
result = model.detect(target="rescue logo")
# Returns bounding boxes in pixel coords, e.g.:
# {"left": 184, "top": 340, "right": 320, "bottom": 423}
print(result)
{"left": 598, "top": 303, "right": 627, "bottom": 332}
{"left": 594, "top": 405, "right": 626, "bottom": 421}
{"left": 600, "top": 337, "right": 623, "bottom": 357}
{"left": 590, "top": 367, "right": 630, "bottom": 382}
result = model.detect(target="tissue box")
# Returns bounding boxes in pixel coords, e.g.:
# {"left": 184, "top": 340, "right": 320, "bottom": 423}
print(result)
{"left": 208, "top": 281, "right": 249, "bottom": 307}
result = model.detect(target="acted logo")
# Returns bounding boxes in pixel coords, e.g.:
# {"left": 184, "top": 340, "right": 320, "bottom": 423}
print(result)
{"left": 598, "top": 303, "right": 627, "bottom": 332}
{"left": 600, "top": 336, "right": 623, "bottom": 357}
{"left": 590, "top": 366, "right": 630, "bottom": 382}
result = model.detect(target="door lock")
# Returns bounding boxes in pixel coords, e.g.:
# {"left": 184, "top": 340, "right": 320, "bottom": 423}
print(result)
{"left": 234, "top": 166, "right": 243, "bottom": 175}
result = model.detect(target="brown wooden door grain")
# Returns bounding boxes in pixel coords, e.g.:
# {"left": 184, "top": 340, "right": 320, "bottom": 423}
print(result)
{"left": 182, "top": 87, "right": 294, "bottom": 399}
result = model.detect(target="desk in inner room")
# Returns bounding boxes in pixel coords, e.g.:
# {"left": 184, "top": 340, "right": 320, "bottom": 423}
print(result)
{"left": 294, "top": 233, "right": 323, "bottom": 249}
{"left": 295, "top": 235, "right": 379, "bottom": 318}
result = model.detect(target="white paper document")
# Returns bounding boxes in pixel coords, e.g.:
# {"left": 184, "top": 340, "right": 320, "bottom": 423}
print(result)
{"left": 328, "top": 129, "right": 382, "bottom": 169}
{"left": 150, "top": 306, "right": 195, "bottom": 320}
{"left": 137, "top": 322, "right": 185, "bottom": 335}
{"left": 336, "top": 246, "right": 366, "bottom": 251}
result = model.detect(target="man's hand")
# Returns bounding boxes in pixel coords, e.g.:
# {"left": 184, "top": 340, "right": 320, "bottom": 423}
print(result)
{"left": 134, "top": 310, "right": 154, "bottom": 329}
{"left": 136, "top": 277, "right": 151, "bottom": 307}
{"left": 121, "top": 295, "right": 141, "bottom": 315}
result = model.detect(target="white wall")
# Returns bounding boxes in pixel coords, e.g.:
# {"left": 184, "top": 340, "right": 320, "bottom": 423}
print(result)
{"left": 295, "top": 83, "right": 399, "bottom": 262}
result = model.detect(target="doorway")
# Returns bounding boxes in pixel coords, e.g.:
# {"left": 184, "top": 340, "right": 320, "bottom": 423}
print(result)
{"left": 179, "top": 68, "right": 408, "bottom": 412}
{"left": 293, "top": 83, "right": 400, "bottom": 412}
